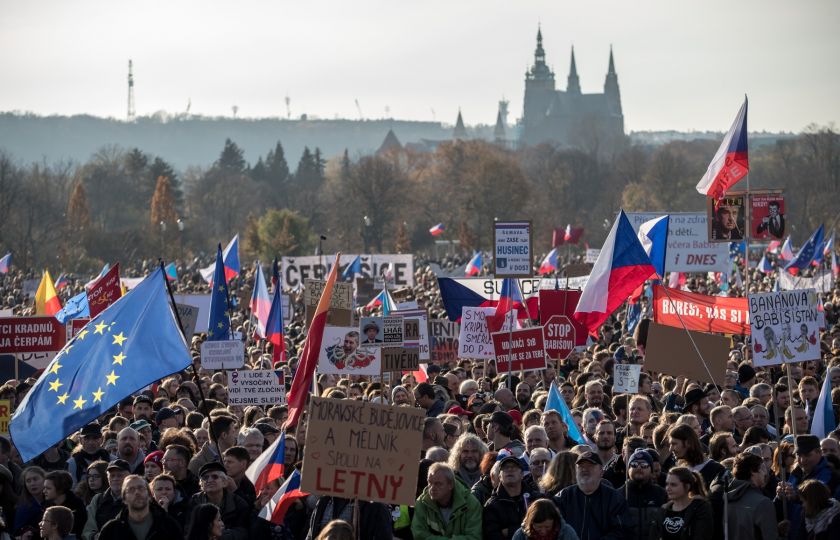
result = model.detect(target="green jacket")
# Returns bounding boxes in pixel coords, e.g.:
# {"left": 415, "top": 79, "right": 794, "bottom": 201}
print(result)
{"left": 411, "top": 480, "right": 482, "bottom": 540}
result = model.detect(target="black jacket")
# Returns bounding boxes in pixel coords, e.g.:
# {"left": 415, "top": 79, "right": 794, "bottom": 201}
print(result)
{"left": 188, "top": 490, "right": 252, "bottom": 540}
{"left": 649, "top": 497, "right": 713, "bottom": 540}
{"left": 98, "top": 504, "right": 182, "bottom": 540}
{"left": 47, "top": 491, "right": 87, "bottom": 537}
{"left": 555, "top": 481, "right": 627, "bottom": 540}
{"left": 619, "top": 480, "right": 667, "bottom": 540}
{"left": 483, "top": 482, "right": 543, "bottom": 540}
{"left": 603, "top": 454, "right": 627, "bottom": 490}
{"left": 306, "top": 497, "right": 392, "bottom": 540}
{"left": 709, "top": 477, "right": 777, "bottom": 540}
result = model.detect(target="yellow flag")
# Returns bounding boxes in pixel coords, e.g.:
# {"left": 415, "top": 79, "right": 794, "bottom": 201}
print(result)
{"left": 35, "top": 270, "right": 62, "bottom": 316}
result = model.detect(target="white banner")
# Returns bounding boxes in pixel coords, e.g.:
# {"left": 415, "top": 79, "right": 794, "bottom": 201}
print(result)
{"left": 281, "top": 254, "right": 414, "bottom": 288}
{"left": 626, "top": 212, "right": 729, "bottom": 272}
{"left": 777, "top": 270, "right": 833, "bottom": 292}
{"left": 748, "top": 289, "right": 821, "bottom": 367}
{"left": 228, "top": 370, "right": 286, "bottom": 406}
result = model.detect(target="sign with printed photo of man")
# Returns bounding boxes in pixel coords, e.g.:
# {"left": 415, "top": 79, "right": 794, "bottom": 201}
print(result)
{"left": 751, "top": 193, "right": 786, "bottom": 240}
{"left": 707, "top": 194, "right": 746, "bottom": 242}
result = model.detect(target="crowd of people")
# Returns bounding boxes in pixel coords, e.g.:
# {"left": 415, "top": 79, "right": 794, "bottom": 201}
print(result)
{"left": 0, "top": 250, "right": 839, "bottom": 540}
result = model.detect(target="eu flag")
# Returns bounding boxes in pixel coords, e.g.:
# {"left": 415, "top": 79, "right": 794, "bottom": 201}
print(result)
{"left": 9, "top": 268, "right": 192, "bottom": 462}
{"left": 207, "top": 244, "right": 232, "bottom": 341}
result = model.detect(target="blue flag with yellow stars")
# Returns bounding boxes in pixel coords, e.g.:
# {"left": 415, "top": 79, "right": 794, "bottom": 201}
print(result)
{"left": 9, "top": 268, "right": 191, "bottom": 462}
{"left": 207, "top": 243, "right": 232, "bottom": 341}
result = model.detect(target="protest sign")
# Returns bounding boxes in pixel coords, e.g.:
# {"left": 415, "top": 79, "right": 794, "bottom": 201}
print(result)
{"left": 66, "top": 318, "right": 91, "bottom": 340}
{"left": 173, "top": 294, "right": 212, "bottom": 333}
{"left": 707, "top": 194, "right": 746, "bottom": 242}
{"left": 15, "top": 351, "right": 56, "bottom": 370}
{"left": 175, "top": 303, "right": 199, "bottom": 336}
{"left": 120, "top": 277, "right": 144, "bottom": 291}
{"left": 282, "top": 293, "right": 292, "bottom": 328}
{"left": 0, "top": 310, "right": 11, "bottom": 317}
{"left": 430, "top": 319, "right": 459, "bottom": 364}
{"left": 359, "top": 317, "right": 384, "bottom": 345}
{"left": 22, "top": 279, "right": 39, "bottom": 299}
{"left": 382, "top": 316, "right": 404, "bottom": 347}
{"left": 494, "top": 221, "right": 532, "bottom": 277}
{"left": 492, "top": 327, "right": 547, "bottom": 372}
{"left": 200, "top": 340, "right": 245, "bottom": 370}
{"left": 304, "top": 279, "right": 353, "bottom": 327}
{"left": 382, "top": 348, "right": 420, "bottom": 373}
{"left": 748, "top": 289, "right": 821, "bottom": 367}
{"left": 0, "top": 316, "right": 66, "bottom": 354}
{"left": 228, "top": 370, "right": 286, "bottom": 406}
{"left": 458, "top": 307, "right": 495, "bottom": 359}
{"left": 644, "top": 322, "right": 728, "bottom": 384}
{"left": 626, "top": 213, "right": 729, "bottom": 272}
{"left": 403, "top": 318, "right": 421, "bottom": 342}
{"left": 396, "top": 309, "right": 430, "bottom": 360}
{"left": 778, "top": 270, "right": 833, "bottom": 292}
{"left": 283, "top": 254, "right": 415, "bottom": 288}
{"left": 317, "top": 326, "right": 381, "bottom": 375}
{"left": 751, "top": 193, "right": 786, "bottom": 241}
{"left": 585, "top": 249, "right": 601, "bottom": 264}
{"left": 653, "top": 285, "right": 750, "bottom": 335}
{"left": 539, "top": 289, "right": 588, "bottom": 346}
{"left": 613, "top": 364, "right": 642, "bottom": 393}
{"left": 0, "top": 400, "right": 9, "bottom": 436}
{"left": 301, "top": 397, "right": 424, "bottom": 505}
{"left": 542, "top": 315, "right": 576, "bottom": 359}
{"left": 87, "top": 263, "right": 122, "bottom": 318}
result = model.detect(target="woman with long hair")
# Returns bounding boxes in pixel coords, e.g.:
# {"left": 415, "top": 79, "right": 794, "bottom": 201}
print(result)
{"left": 798, "top": 479, "right": 840, "bottom": 539}
{"left": 13, "top": 466, "right": 46, "bottom": 539}
{"left": 512, "top": 498, "right": 578, "bottom": 540}
{"left": 75, "top": 460, "right": 108, "bottom": 506}
{"left": 539, "top": 452, "right": 577, "bottom": 496}
{"left": 186, "top": 503, "right": 224, "bottom": 540}
{"left": 652, "top": 466, "right": 713, "bottom": 540}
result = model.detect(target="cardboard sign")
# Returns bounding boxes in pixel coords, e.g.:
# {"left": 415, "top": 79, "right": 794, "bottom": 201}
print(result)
{"left": 430, "top": 319, "right": 460, "bottom": 364}
{"left": 403, "top": 318, "right": 421, "bottom": 342}
{"left": 395, "top": 309, "right": 430, "bottom": 361}
{"left": 200, "top": 340, "right": 245, "bottom": 370}
{"left": 626, "top": 213, "right": 729, "bottom": 273}
{"left": 304, "top": 279, "right": 353, "bottom": 327}
{"left": 87, "top": 263, "right": 122, "bottom": 318}
{"left": 494, "top": 221, "right": 533, "bottom": 278}
{"left": 542, "top": 315, "right": 576, "bottom": 360}
{"left": 707, "top": 194, "right": 746, "bottom": 242}
{"left": 748, "top": 289, "right": 821, "bottom": 367}
{"left": 0, "top": 400, "right": 9, "bottom": 436}
{"left": 317, "top": 326, "right": 381, "bottom": 375}
{"left": 613, "top": 364, "right": 642, "bottom": 393}
{"left": 492, "top": 327, "right": 547, "bottom": 372}
{"left": 0, "top": 316, "right": 66, "bottom": 354}
{"left": 653, "top": 285, "right": 750, "bottom": 335}
{"left": 302, "top": 397, "right": 425, "bottom": 505}
{"left": 175, "top": 303, "right": 200, "bottom": 336}
{"left": 283, "top": 254, "right": 415, "bottom": 288}
{"left": 585, "top": 248, "right": 601, "bottom": 264}
{"left": 644, "top": 322, "right": 728, "bottom": 384}
{"left": 382, "top": 316, "right": 404, "bottom": 347}
{"left": 359, "top": 317, "right": 384, "bottom": 346}
{"left": 382, "top": 348, "right": 420, "bottom": 373}
{"left": 173, "top": 294, "right": 212, "bottom": 333}
{"left": 66, "top": 318, "right": 91, "bottom": 340}
{"left": 458, "top": 307, "right": 496, "bottom": 359}
{"left": 539, "top": 289, "right": 588, "bottom": 346}
{"left": 751, "top": 193, "right": 786, "bottom": 241}
{"left": 228, "top": 370, "right": 286, "bottom": 406}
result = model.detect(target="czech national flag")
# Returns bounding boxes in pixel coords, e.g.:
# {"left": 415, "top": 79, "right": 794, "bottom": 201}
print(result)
{"left": 0, "top": 253, "right": 10, "bottom": 274}
{"left": 429, "top": 223, "right": 445, "bottom": 236}
{"left": 779, "top": 236, "right": 794, "bottom": 261}
{"left": 812, "top": 372, "right": 837, "bottom": 439}
{"left": 437, "top": 277, "right": 539, "bottom": 322}
{"left": 784, "top": 224, "right": 824, "bottom": 275}
{"left": 486, "top": 278, "right": 527, "bottom": 333}
{"left": 164, "top": 262, "right": 178, "bottom": 282}
{"left": 757, "top": 254, "right": 773, "bottom": 274}
{"left": 258, "top": 469, "right": 308, "bottom": 526}
{"left": 696, "top": 97, "right": 749, "bottom": 199}
{"left": 574, "top": 210, "right": 655, "bottom": 335}
{"left": 637, "top": 215, "right": 670, "bottom": 278}
{"left": 35, "top": 270, "right": 62, "bottom": 316}
{"left": 250, "top": 262, "right": 272, "bottom": 339}
{"left": 85, "top": 263, "right": 110, "bottom": 290}
{"left": 766, "top": 240, "right": 781, "bottom": 254}
{"left": 823, "top": 233, "right": 835, "bottom": 257}
{"left": 833, "top": 251, "right": 840, "bottom": 278}
{"left": 246, "top": 431, "right": 286, "bottom": 495}
{"left": 538, "top": 248, "right": 559, "bottom": 275}
{"left": 465, "top": 252, "right": 482, "bottom": 277}
{"left": 54, "top": 273, "right": 70, "bottom": 291}
{"left": 200, "top": 234, "right": 240, "bottom": 283}
{"left": 365, "top": 287, "right": 396, "bottom": 315}
{"left": 264, "top": 284, "right": 287, "bottom": 363}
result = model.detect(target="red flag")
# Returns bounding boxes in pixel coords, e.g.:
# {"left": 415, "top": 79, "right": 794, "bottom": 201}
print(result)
{"left": 283, "top": 254, "right": 340, "bottom": 431}
{"left": 87, "top": 263, "right": 122, "bottom": 318}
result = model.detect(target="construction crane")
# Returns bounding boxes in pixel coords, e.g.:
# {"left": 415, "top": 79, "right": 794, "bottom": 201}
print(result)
{"left": 285, "top": 95, "right": 291, "bottom": 119}
{"left": 354, "top": 99, "right": 363, "bottom": 120}
{"left": 127, "top": 59, "right": 135, "bottom": 121}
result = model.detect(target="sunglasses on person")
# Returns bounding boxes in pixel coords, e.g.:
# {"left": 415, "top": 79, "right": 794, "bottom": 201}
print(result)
{"left": 628, "top": 461, "right": 650, "bottom": 469}
{"left": 201, "top": 473, "right": 224, "bottom": 481}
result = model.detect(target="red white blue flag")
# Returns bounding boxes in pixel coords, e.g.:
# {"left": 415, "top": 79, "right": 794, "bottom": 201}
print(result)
{"left": 258, "top": 469, "right": 308, "bottom": 526}
{"left": 465, "top": 252, "right": 483, "bottom": 277}
{"left": 696, "top": 98, "right": 749, "bottom": 199}
{"left": 246, "top": 432, "right": 286, "bottom": 495}
{"left": 250, "top": 262, "right": 271, "bottom": 339}
{"left": 429, "top": 223, "right": 445, "bottom": 236}
{"left": 538, "top": 248, "right": 559, "bottom": 275}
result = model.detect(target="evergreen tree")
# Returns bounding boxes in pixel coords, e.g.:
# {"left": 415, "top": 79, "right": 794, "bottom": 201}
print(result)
{"left": 266, "top": 141, "right": 290, "bottom": 186}
{"left": 217, "top": 138, "right": 247, "bottom": 172}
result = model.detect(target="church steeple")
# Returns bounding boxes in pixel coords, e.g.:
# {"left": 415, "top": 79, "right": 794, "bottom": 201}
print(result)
{"left": 604, "top": 45, "right": 622, "bottom": 116}
{"left": 453, "top": 109, "right": 467, "bottom": 139}
{"left": 608, "top": 45, "right": 616, "bottom": 75}
{"left": 527, "top": 25, "right": 554, "bottom": 84}
{"left": 493, "top": 109, "right": 506, "bottom": 142}
{"left": 567, "top": 46, "right": 581, "bottom": 95}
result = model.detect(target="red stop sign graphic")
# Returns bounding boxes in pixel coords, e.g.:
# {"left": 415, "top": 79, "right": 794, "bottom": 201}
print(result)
{"left": 543, "top": 315, "right": 576, "bottom": 360}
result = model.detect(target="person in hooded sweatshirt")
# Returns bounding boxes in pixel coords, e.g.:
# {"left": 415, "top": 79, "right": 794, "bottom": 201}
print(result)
{"left": 709, "top": 452, "right": 777, "bottom": 540}
{"left": 619, "top": 448, "right": 666, "bottom": 540}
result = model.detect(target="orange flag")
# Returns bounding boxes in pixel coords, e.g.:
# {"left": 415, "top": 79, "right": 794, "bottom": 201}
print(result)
{"left": 35, "top": 270, "right": 62, "bottom": 316}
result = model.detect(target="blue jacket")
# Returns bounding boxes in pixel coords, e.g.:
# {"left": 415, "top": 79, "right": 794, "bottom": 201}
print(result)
{"left": 554, "top": 481, "right": 626, "bottom": 540}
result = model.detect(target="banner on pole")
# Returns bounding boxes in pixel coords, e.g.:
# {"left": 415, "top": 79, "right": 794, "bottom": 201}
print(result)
{"left": 748, "top": 289, "right": 821, "bottom": 367}
{"left": 228, "top": 370, "right": 286, "bottom": 406}
{"left": 653, "top": 286, "right": 750, "bottom": 335}
{"left": 492, "top": 327, "right": 547, "bottom": 372}
{"left": 283, "top": 254, "right": 415, "bottom": 288}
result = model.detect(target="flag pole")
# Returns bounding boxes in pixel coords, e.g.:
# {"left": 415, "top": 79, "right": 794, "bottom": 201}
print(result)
{"left": 160, "top": 259, "right": 223, "bottom": 459}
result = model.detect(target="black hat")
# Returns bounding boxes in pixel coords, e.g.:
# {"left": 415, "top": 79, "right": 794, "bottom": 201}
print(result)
{"left": 119, "top": 397, "right": 134, "bottom": 408}
{"left": 498, "top": 455, "right": 525, "bottom": 470}
{"left": 254, "top": 422, "right": 280, "bottom": 436}
{"left": 490, "top": 411, "right": 514, "bottom": 430}
{"left": 107, "top": 459, "right": 131, "bottom": 473}
{"left": 738, "top": 363, "right": 756, "bottom": 384}
{"left": 363, "top": 321, "right": 380, "bottom": 333}
{"left": 155, "top": 407, "right": 176, "bottom": 424}
{"left": 575, "top": 451, "right": 603, "bottom": 466}
{"left": 795, "top": 435, "right": 820, "bottom": 455}
{"left": 682, "top": 388, "right": 707, "bottom": 412}
{"left": 199, "top": 461, "right": 227, "bottom": 478}
{"left": 133, "top": 395, "right": 153, "bottom": 406}
{"left": 80, "top": 423, "right": 102, "bottom": 438}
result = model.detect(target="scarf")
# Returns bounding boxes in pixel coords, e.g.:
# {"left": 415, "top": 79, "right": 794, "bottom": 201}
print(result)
{"left": 805, "top": 498, "right": 840, "bottom": 534}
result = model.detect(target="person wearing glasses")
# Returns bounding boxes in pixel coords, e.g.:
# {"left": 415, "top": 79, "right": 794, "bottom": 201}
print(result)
{"left": 98, "top": 475, "right": 181, "bottom": 540}
{"left": 619, "top": 448, "right": 666, "bottom": 540}
{"left": 187, "top": 462, "right": 250, "bottom": 540}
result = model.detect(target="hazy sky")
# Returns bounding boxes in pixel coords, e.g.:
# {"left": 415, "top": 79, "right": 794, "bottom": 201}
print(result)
{"left": 2, "top": 0, "right": 838, "bottom": 132}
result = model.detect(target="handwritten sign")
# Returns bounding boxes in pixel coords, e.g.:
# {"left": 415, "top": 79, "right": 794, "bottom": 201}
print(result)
{"left": 228, "top": 370, "right": 286, "bottom": 406}
{"left": 748, "top": 289, "right": 821, "bottom": 367}
{"left": 302, "top": 397, "right": 425, "bottom": 505}
{"left": 175, "top": 303, "right": 200, "bottom": 336}
{"left": 458, "top": 307, "right": 495, "bottom": 359}
{"left": 200, "top": 340, "right": 245, "bottom": 370}
{"left": 613, "top": 364, "right": 642, "bottom": 394}
{"left": 304, "top": 279, "right": 353, "bottom": 327}
{"left": 382, "top": 347, "right": 420, "bottom": 373}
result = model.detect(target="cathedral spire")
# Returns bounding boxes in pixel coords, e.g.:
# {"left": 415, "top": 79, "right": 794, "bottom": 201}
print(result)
{"left": 567, "top": 46, "right": 581, "bottom": 95}
{"left": 453, "top": 109, "right": 467, "bottom": 140}
{"left": 493, "top": 108, "right": 506, "bottom": 142}
{"left": 608, "top": 45, "right": 616, "bottom": 75}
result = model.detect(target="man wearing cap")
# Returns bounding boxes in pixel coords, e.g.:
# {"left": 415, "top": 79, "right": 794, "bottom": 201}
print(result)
{"left": 129, "top": 420, "right": 156, "bottom": 453}
{"left": 111, "top": 427, "right": 145, "bottom": 475}
{"left": 487, "top": 411, "right": 525, "bottom": 457}
{"left": 68, "top": 423, "right": 110, "bottom": 485}
{"left": 556, "top": 451, "right": 625, "bottom": 540}
{"left": 619, "top": 448, "right": 666, "bottom": 540}
{"left": 155, "top": 407, "right": 178, "bottom": 431}
{"left": 412, "top": 462, "right": 482, "bottom": 540}
{"left": 81, "top": 459, "right": 130, "bottom": 540}
{"left": 188, "top": 462, "right": 251, "bottom": 540}
{"left": 98, "top": 475, "right": 182, "bottom": 540}
{"left": 483, "top": 455, "right": 542, "bottom": 540}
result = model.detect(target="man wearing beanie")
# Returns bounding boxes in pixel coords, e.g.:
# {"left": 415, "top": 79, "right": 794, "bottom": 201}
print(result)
{"left": 735, "top": 362, "right": 756, "bottom": 399}
{"left": 619, "top": 448, "right": 666, "bottom": 540}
